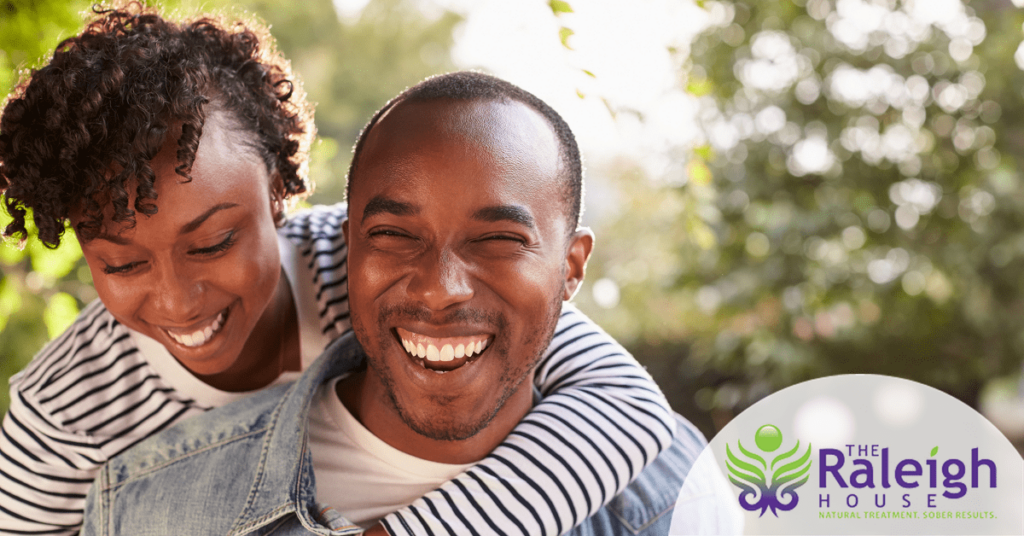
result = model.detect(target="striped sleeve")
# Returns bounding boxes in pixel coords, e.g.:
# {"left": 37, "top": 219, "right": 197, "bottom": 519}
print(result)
{"left": 0, "top": 301, "right": 111, "bottom": 535}
{"left": 0, "top": 389, "right": 99, "bottom": 535}
{"left": 0, "top": 301, "right": 202, "bottom": 535}
{"left": 380, "top": 304, "right": 675, "bottom": 536}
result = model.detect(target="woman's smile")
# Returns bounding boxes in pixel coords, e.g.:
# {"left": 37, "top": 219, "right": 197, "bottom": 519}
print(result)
{"left": 160, "top": 307, "right": 229, "bottom": 349}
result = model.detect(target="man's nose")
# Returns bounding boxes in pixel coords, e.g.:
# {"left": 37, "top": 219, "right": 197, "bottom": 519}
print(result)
{"left": 406, "top": 248, "right": 473, "bottom": 311}
{"left": 148, "top": 263, "right": 205, "bottom": 323}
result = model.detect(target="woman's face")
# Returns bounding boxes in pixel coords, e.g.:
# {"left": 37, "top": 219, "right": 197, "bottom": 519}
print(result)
{"left": 73, "top": 111, "right": 284, "bottom": 377}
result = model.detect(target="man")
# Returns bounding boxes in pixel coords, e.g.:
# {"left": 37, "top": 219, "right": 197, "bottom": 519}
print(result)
{"left": 81, "top": 72, "right": 717, "bottom": 535}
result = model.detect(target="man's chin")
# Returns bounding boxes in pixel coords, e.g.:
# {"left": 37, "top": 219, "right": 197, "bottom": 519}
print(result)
{"left": 389, "top": 394, "right": 501, "bottom": 442}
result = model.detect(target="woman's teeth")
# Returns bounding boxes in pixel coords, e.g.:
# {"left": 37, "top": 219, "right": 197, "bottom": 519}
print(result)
{"left": 400, "top": 337, "right": 488, "bottom": 362}
{"left": 166, "top": 312, "right": 225, "bottom": 348}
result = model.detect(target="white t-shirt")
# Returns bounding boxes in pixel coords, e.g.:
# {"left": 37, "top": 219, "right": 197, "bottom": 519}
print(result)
{"left": 309, "top": 376, "right": 474, "bottom": 528}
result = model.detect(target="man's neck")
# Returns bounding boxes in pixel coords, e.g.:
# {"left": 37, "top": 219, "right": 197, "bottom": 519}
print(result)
{"left": 335, "top": 368, "right": 534, "bottom": 464}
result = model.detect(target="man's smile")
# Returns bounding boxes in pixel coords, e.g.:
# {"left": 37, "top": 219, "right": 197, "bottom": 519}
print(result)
{"left": 395, "top": 327, "right": 493, "bottom": 372}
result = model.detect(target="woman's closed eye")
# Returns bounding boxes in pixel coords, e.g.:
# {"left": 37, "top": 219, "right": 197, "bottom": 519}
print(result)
{"left": 189, "top": 231, "right": 237, "bottom": 256}
{"left": 102, "top": 260, "right": 145, "bottom": 275}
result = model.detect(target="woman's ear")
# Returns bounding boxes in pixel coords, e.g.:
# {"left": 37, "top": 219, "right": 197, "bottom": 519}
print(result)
{"left": 269, "top": 171, "right": 287, "bottom": 227}
{"left": 563, "top": 228, "right": 595, "bottom": 301}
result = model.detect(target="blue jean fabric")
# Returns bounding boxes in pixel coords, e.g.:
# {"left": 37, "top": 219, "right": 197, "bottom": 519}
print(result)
{"left": 82, "top": 332, "right": 702, "bottom": 535}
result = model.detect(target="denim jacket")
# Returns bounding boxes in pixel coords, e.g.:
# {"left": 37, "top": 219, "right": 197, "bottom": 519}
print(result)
{"left": 82, "top": 333, "right": 705, "bottom": 536}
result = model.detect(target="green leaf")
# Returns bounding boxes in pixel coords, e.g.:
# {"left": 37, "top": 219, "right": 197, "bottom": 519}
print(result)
{"left": 575, "top": 89, "right": 585, "bottom": 99}
{"left": 549, "top": 0, "right": 574, "bottom": 15}
{"left": 693, "top": 144, "right": 714, "bottom": 161}
{"left": 0, "top": 241, "right": 26, "bottom": 265}
{"left": 582, "top": 69, "right": 596, "bottom": 78}
{"left": 28, "top": 232, "right": 82, "bottom": 279}
{"left": 0, "top": 278, "right": 23, "bottom": 333}
{"left": 687, "top": 160, "right": 713, "bottom": 186}
{"left": 726, "top": 442, "right": 766, "bottom": 482}
{"left": 558, "top": 27, "right": 574, "bottom": 49}
{"left": 686, "top": 75, "right": 713, "bottom": 97}
{"left": 931, "top": 446, "right": 938, "bottom": 457}
{"left": 43, "top": 292, "right": 79, "bottom": 339}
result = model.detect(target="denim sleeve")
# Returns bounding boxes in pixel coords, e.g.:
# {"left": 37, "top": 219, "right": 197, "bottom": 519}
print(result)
{"left": 80, "top": 466, "right": 106, "bottom": 536}
{"left": 379, "top": 303, "right": 675, "bottom": 535}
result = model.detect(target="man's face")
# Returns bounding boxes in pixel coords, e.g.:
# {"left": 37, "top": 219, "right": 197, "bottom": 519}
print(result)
{"left": 344, "top": 99, "right": 591, "bottom": 447}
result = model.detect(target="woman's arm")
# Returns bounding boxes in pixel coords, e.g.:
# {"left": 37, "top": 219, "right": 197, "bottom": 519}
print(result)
{"left": 0, "top": 389, "right": 100, "bottom": 535}
{"left": 0, "top": 301, "right": 206, "bottom": 535}
{"left": 379, "top": 303, "right": 675, "bottom": 535}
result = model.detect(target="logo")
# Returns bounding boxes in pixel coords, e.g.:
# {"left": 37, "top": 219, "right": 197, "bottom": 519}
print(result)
{"left": 726, "top": 424, "right": 813, "bottom": 517}
{"left": 669, "top": 376, "right": 1024, "bottom": 535}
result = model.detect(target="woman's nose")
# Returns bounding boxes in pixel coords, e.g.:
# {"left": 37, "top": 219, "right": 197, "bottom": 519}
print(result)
{"left": 148, "top": 263, "right": 205, "bottom": 323}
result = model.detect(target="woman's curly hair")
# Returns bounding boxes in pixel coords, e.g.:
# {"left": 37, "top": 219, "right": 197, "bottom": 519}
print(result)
{"left": 0, "top": 1, "right": 315, "bottom": 247}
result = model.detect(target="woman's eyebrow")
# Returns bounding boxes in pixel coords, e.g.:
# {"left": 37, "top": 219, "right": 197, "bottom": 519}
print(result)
{"left": 91, "top": 203, "right": 240, "bottom": 245}
{"left": 179, "top": 203, "right": 240, "bottom": 235}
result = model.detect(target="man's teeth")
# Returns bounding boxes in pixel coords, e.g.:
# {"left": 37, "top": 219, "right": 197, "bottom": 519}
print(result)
{"left": 401, "top": 337, "right": 488, "bottom": 362}
{"left": 166, "top": 312, "right": 225, "bottom": 348}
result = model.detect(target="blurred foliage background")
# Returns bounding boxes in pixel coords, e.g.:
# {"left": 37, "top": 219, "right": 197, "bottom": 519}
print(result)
{"left": 1, "top": 0, "right": 1022, "bottom": 449}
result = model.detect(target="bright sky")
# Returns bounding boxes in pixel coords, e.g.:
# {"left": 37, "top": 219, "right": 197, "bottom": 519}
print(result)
{"left": 330, "top": 0, "right": 989, "bottom": 222}
{"left": 334, "top": 0, "right": 709, "bottom": 180}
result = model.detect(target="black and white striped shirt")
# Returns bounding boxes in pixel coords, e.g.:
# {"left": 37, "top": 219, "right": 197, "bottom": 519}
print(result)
{"left": 0, "top": 203, "right": 675, "bottom": 535}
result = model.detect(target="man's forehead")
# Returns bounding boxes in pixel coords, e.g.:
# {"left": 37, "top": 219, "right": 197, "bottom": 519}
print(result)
{"left": 362, "top": 98, "right": 560, "bottom": 166}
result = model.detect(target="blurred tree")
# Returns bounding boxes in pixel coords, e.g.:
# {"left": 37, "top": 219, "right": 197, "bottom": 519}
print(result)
{"left": 0, "top": 0, "right": 459, "bottom": 416}
{"left": 578, "top": 0, "right": 1024, "bottom": 434}
{"left": 187, "top": 0, "right": 461, "bottom": 203}
{"left": 0, "top": 0, "right": 97, "bottom": 418}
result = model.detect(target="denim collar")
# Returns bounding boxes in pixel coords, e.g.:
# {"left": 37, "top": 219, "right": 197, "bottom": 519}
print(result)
{"left": 229, "top": 332, "right": 366, "bottom": 536}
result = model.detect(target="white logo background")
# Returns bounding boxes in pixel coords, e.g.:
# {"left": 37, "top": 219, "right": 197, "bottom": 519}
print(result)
{"left": 670, "top": 375, "right": 1024, "bottom": 535}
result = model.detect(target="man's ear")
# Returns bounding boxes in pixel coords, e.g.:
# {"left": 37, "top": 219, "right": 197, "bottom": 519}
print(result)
{"left": 342, "top": 218, "right": 349, "bottom": 245}
{"left": 563, "top": 227, "right": 594, "bottom": 301}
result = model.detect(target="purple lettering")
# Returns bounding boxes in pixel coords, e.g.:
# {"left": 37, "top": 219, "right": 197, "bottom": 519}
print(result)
{"left": 895, "top": 459, "right": 921, "bottom": 488}
{"left": 942, "top": 459, "right": 967, "bottom": 499}
{"left": 851, "top": 459, "right": 875, "bottom": 488}
{"left": 881, "top": 448, "right": 890, "bottom": 488}
{"left": 971, "top": 448, "right": 996, "bottom": 488}
{"left": 820, "top": 448, "right": 848, "bottom": 488}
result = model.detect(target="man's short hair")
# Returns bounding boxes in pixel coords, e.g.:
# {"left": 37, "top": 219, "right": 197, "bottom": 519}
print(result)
{"left": 346, "top": 71, "right": 583, "bottom": 230}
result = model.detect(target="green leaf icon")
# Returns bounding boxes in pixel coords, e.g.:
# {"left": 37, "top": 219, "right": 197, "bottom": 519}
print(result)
{"left": 930, "top": 446, "right": 938, "bottom": 457}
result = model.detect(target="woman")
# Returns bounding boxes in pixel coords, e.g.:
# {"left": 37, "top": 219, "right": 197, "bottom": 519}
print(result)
{"left": 0, "top": 3, "right": 675, "bottom": 535}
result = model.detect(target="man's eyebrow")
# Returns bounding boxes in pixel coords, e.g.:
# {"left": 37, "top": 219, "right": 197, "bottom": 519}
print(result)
{"left": 179, "top": 203, "right": 240, "bottom": 235}
{"left": 472, "top": 205, "right": 536, "bottom": 229}
{"left": 361, "top": 196, "right": 419, "bottom": 222}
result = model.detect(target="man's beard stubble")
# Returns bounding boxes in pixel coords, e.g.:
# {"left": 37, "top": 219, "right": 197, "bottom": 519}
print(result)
{"left": 352, "top": 296, "right": 564, "bottom": 443}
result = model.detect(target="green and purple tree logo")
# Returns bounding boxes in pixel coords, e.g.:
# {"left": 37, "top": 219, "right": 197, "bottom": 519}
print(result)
{"left": 726, "top": 424, "right": 813, "bottom": 517}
